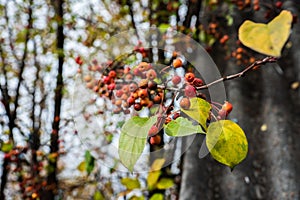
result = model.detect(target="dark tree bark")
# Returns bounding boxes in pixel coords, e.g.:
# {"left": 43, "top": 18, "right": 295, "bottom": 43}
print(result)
{"left": 179, "top": 2, "right": 300, "bottom": 200}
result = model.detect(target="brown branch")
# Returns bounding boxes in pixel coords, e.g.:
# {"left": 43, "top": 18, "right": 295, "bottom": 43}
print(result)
{"left": 196, "top": 56, "right": 277, "bottom": 90}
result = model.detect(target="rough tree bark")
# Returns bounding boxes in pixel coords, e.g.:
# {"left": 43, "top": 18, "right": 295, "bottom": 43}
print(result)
{"left": 179, "top": 2, "right": 300, "bottom": 200}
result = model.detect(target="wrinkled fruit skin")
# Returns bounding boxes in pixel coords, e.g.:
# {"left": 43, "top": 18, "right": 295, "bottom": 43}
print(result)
{"left": 172, "top": 75, "right": 181, "bottom": 85}
{"left": 184, "top": 85, "right": 196, "bottom": 98}
{"left": 180, "top": 97, "right": 191, "bottom": 110}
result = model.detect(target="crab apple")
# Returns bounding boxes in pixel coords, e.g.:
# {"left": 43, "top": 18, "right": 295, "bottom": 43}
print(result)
{"left": 184, "top": 85, "right": 196, "bottom": 98}
{"left": 103, "top": 76, "right": 111, "bottom": 84}
{"left": 138, "top": 62, "right": 151, "bottom": 72}
{"left": 148, "top": 125, "right": 159, "bottom": 137}
{"left": 122, "top": 85, "right": 130, "bottom": 94}
{"left": 275, "top": 1, "right": 282, "bottom": 9}
{"left": 108, "top": 70, "right": 117, "bottom": 78}
{"left": 131, "top": 91, "right": 138, "bottom": 99}
{"left": 185, "top": 72, "right": 195, "bottom": 82}
{"left": 134, "top": 103, "right": 142, "bottom": 111}
{"left": 133, "top": 68, "right": 142, "bottom": 76}
{"left": 138, "top": 89, "right": 148, "bottom": 99}
{"left": 180, "top": 97, "right": 191, "bottom": 110}
{"left": 84, "top": 75, "right": 92, "bottom": 82}
{"left": 129, "top": 83, "right": 138, "bottom": 92}
{"left": 148, "top": 80, "right": 158, "bottom": 90}
{"left": 127, "top": 96, "right": 136, "bottom": 106}
{"left": 75, "top": 56, "right": 83, "bottom": 65}
{"left": 150, "top": 134, "right": 161, "bottom": 145}
{"left": 114, "top": 99, "right": 122, "bottom": 107}
{"left": 138, "top": 79, "right": 149, "bottom": 89}
{"left": 153, "top": 94, "right": 162, "bottom": 104}
{"left": 222, "top": 101, "right": 233, "bottom": 114}
{"left": 140, "top": 98, "right": 150, "bottom": 107}
{"left": 107, "top": 83, "right": 116, "bottom": 90}
{"left": 192, "top": 78, "right": 204, "bottom": 87}
{"left": 115, "top": 90, "right": 123, "bottom": 98}
{"left": 86, "top": 82, "right": 94, "bottom": 89}
{"left": 125, "top": 74, "right": 133, "bottom": 81}
{"left": 172, "top": 75, "right": 181, "bottom": 85}
{"left": 173, "top": 58, "right": 183, "bottom": 68}
{"left": 146, "top": 69, "right": 157, "bottom": 80}
{"left": 121, "top": 93, "right": 129, "bottom": 101}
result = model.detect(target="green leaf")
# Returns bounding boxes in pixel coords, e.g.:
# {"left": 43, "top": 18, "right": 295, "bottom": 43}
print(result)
{"left": 120, "top": 178, "right": 141, "bottom": 190}
{"left": 1, "top": 141, "right": 13, "bottom": 153}
{"left": 239, "top": 10, "right": 292, "bottom": 57}
{"left": 93, "top": 191, "right": 105, "bottom": 200}
{"left": 77, "top": 161, "right": 86, "bottom": 172}
{"left": 158, "top": 23, "right": 170, "bottom": 32}
{"left": 156, "top": 178, "right": 174, "bottom": 189}
{"left": 165, "top": 117, "right": 205, "bottom": 137}
{"left": 150, "top": 193, "right": 164, "bottom": 200}
{"left": 181, "top": 97, "right": 211, "bottom": 130}
{"left": 85, "top": 150, "right": 95, "bottom": 175}
{"left": 206, "top": 120, "right": 248, "bottom": 169}
{"left": 118, "top": 116, "right": 157, "bottom": 171}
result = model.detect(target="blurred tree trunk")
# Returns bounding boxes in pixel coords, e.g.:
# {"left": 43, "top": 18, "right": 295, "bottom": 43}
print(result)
{"left": 179, "top": 1, "right": 299, "bottom": 200}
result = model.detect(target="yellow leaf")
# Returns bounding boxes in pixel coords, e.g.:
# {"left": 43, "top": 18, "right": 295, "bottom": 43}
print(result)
{"left": 206, "top": 120, "right": 248, "bottom": 169}
{"left": 150, "top": 158, "right": 165, "bottom": 171}
{"left": 239, "top": 10, "right": 293, "bottom": 57}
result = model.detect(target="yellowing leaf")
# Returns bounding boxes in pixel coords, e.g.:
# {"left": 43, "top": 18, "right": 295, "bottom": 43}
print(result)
{"left": 93, "top": 191, "right": 105, "bottom": 200}
{"left": 239, "top": 10, "right": 293, "bottom": 57}
{"left": 147, "top": 171, "right": 161, "bottom": 190}
{"left": 165, "top": 117, "right": 205, "bottom": 137}
{"left": 118, "top": 116, "right": 157, "bottom": 172}
{"left": 181, "top": 97, "right": 211, "bottom": 130}
{"left": 150, "top": 194, "right": 164, "bottom": 200}
{"left": 156, "top": 178, "right": 174, "bottom": 189}
{"left": 150, "top": 158, "right": 165, "bottom": 171}
{"left": 77, "top": 161, "right": 86, "bottom": 172}
{"left": 120, "top": 178, "right": 141, "bottom": 190}
{"left": 206, "top": 120, "right": 248, "bottom": 169}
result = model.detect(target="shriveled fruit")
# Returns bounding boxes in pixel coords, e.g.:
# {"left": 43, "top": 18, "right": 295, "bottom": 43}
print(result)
{"left": 180, "top": 97, "right": 191, "bottom": 109}
{"left": 184, "top": 85, "right": 196, "bottom": 98}
{"left": 172, "top": 75, "right": 181, "bottom": 85}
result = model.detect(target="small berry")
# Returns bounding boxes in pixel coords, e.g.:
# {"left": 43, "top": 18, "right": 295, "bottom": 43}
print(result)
{"left": 129, "top": 83, "right": 138, "bottom": 92}
{"left": 185, "top": 72, "right": 195, "bottom": 82}
{"left": 127, "top": 96, "right": 136, "bottom": 106}
{"left": 222, "top": 101, "right": 233, "bottom": 114}
{"left": 134, "top": 103, "right": 142, "bottom": 111}
{"left": 173, "top": 58, "right": 183, "bottom": 68}
{"left": 138, "top": 79, "right": 149, "bottom": 89}
{"left": 115, "top": 99, "right": 122, "bottom": 107}
{"left": 107, "top": 83, "right": 116, "bottom": 90}
{"left": 122, "top": 85, "right": 130, "bottom": 94}
{"left": 121, "top": 93, "right": 129, "bottom": 101}
{"left": 146, "top": 69, "right": 157, "bottom": 80}
{"left": 125, "top": 74, "right": 133, "bottom": 81}
{"left": 218, "top": 109, "right": 227, "bottom": 119}
{"left": 115, "top": 90, "right": 123, "bottom": 98}
{"left": 192, "top": 78, "right": 204, "bottom": 87}
{"left": 148, "top": 80, "right": 158, "bottom": 90}
{"left": 84, "top": 75, "right": 92, "bottom": 82}
{"left": 180, "top": 97, "right": 191, "bottom": 110}
{"left": 140, "top": 98, "right": 150, "bottom": 107}
{"left": 184, "top": 85, "right": 196, "bottom": 98}
{"left": 275, "top": 1, "right": 282, "bottom": 9}
{"left": 148, "top": 125, "right": 159, "bottom": 137}
{"left": 138, "top": 62, "right": 151, "bottom": 72}
{"left": 138, "top": 89, "right": 148, "bottom": 99}
{"left": 153, "top": 95, "right": 162, "bottom": 104}
{"left": 108, "top": 70, "right": 117, "bottom": 78}
{"left": 103, "top": 76, "right": 111, "bottom": 84}
{"left": 172, "top": 75, "right": 181, "bottom": 85}
{"left": 150, "top": 134, "right": 161, "bottom": 145}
